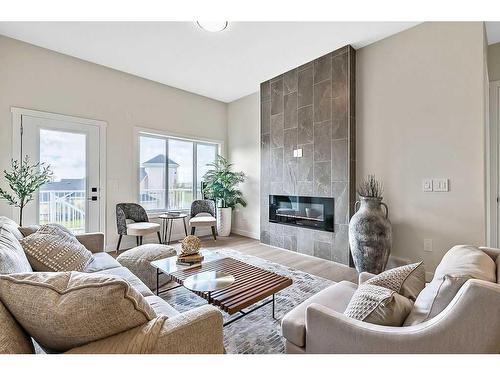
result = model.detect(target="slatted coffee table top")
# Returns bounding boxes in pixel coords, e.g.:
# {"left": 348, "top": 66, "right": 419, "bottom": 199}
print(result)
{"left": 168, "top": 257, "right": 293, "bottom": 315}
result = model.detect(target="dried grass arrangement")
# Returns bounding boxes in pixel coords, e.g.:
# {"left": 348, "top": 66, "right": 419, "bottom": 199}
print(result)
{"left": 357, "top": 174, "right": 383, "bottom": 198}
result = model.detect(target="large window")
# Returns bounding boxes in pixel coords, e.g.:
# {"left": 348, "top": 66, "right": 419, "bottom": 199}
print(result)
{"left": 139, "top": 133, "right": 218, "bottom": 211}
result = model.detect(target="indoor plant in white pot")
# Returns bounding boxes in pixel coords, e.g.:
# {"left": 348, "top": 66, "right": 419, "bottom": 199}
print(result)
{"left": 202, "top": 155, "right": 246, "bottom": 236}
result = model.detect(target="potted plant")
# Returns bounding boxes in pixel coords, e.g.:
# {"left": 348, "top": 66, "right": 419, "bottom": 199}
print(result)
{"left": 348, "top": 174, "right": 392, "bottom": 274}
{"left": 0, "top": 156, "right": 52, "bottom": 226}
{"left": 202, "top": 155, "right": 246, "bottom": 236}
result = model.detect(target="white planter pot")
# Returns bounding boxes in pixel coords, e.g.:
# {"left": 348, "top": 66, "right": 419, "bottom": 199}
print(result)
{"left": 217, "top": 207, "right": 232, "bottom": 237}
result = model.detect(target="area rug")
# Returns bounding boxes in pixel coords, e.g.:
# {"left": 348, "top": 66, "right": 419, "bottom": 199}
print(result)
{"left": 158, "top": 248, "right": 334, "bottom": 354}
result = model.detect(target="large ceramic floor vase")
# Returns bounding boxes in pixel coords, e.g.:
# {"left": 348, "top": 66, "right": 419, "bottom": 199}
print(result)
{"left": 349, "top": 197, "right": 392, "bottom": 274}
{"left": 217, "top": 207, "right": 232, "bottom": 237}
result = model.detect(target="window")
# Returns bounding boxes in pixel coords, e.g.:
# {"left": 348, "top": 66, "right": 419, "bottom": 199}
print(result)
{"left": 139, "top": 133, "right": 218, "bottom": 211}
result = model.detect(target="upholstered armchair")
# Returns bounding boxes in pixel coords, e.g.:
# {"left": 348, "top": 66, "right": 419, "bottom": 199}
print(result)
{"left": 189, "top": 200, "right": 217, "bottom": 240}
{"left": 116, "top": 203, "right": 161, "bottom": 251}
{"left": 282, "top": 247, "right": 500, "bottom": 354}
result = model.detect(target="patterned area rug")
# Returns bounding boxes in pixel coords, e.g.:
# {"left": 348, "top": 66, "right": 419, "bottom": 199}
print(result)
{"left": 158, "top": 248, "right": 334, "bottom": 354}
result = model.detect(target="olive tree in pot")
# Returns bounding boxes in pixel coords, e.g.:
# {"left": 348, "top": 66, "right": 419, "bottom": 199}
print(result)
{"left": 0, "top": 156, "right": 52, "bottom": 226}
{"left": 202, "top": 155, "right": 246, "bottom": 236}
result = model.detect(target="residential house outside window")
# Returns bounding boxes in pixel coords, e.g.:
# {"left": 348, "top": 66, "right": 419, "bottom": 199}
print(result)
{"left": 139, "top": 133, "right": 218, "bottom": 211}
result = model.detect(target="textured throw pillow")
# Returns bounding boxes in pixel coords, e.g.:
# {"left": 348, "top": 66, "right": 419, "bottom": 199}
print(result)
{"left": 365, "top": 261, "right": 425, "bottom": 301}
{"left": 0, "top": 226, "right": 33, "bottom": 274}
{"left": 20, "top": 223, "right": 93, "bottom": 272}
{"left": 0, "top": 216, "right": 24, "bottom": 240}
{"left": 404, "top": 245, "right": 496, "bottom": 326}
{"left": 344, "top": 284, "right": 413, "bottom": 326}
{"left": 0, "top": 272, "right": 157, "bottom": 352}
{"left": 18, "top": 224, "right": 41, "bottom": 238}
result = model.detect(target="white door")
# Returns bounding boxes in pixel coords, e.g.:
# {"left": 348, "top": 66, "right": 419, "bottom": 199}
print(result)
{"left": 18, "top": 114, "right": 103, "bottom": 233}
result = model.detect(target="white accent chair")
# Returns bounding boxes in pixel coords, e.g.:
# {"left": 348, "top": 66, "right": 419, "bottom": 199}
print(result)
{"left": 116, "top": 203, "right": 161, "bottom": 251}
{"left": 282, "top": 246, "right": 500, "bottom": 353}
{"left": 188, "top": 200, "right": 217, "bottom": 240}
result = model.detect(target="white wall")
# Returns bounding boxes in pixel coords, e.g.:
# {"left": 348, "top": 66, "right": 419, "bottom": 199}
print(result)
{"left": 0, "top": 35, "right": 227, "bottom": 250}
{"left": 227, "top": 92, "right": 260, "bottom": 239}
{"left": 356, "top": 22, "right": 487, "bottom": 271}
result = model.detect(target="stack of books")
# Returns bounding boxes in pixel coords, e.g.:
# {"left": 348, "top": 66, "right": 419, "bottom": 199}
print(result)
{"left": 176, "top": 253, "right": 204, "bottom": 266}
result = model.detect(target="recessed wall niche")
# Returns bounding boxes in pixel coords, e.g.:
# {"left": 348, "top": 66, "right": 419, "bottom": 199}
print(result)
{"left": 260, "top": 45, "right": 356, "bottom": 265}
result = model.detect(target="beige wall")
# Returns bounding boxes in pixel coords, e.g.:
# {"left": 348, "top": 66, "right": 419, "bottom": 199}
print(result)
{"left": 488, "top": 42, "right": 500, "bottom": 81}
{"left": 227, "top": 92, "right": 260, "bottom": 239}
{"left": 0, "top": 35, "right": 227, "bottom": 250}
{"left": 357, "top": 22, "right": 487, "bottom": 271}
{"left": 226, "top": 22, "right": 487, "bottom": 272}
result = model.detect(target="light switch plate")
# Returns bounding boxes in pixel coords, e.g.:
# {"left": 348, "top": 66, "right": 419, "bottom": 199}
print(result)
{"left": 293, "top": 148, "right": 303, "bottom": 158}
{"left": 422, "top": 179, "right": 433, "bottom": 192}
{"left": 433, "top": 178, "right": 449, "bottom": 192}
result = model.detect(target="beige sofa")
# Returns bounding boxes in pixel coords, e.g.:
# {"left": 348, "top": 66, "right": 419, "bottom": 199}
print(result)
{"left": 0, "top": 220, "right": 224, "bottom": 354}
{"left": 282, "top": 247, "right": 500, "bottom": 354}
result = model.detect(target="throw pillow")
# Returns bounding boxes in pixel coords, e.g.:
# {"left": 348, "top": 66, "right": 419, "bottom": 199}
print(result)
{"left": 20, "top": 223, "right": 93, "bottom": 272}
{"left": 0, "top": 216, "right": 24, "bottom": 240}
{"left": 0, "top": 271, "right": 157, "bottom": 352}
{"left": 0, "top": 225, "right": 33, "bottom": 274}
{"left": 18, "top": 224, "right": 41, "bottom": 238}
{"left": 365, "top": 261, "right": 425, "bottom": 301}
{"left": 404, "top": 245, "right": 496, "bottom": 326}
{"left": 344, "top": 284, "right": 414, "bottom": 326}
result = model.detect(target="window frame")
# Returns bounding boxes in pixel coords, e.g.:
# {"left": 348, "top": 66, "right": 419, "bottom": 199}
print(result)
{"left": 136, "top": 128, "right": 221, "bottom": 214}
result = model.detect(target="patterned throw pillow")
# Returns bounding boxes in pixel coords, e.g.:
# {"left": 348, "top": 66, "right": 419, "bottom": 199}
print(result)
{"left": 19, "top": 224, "right": 93, "bottom": 272}
{"left": 344, "top": 284, "right": 414, "bottom": 326}
{"left": 0, "top": 272, "right": 156, "bottom": 352}
{"left": 365, "top": 261, "right": 425, "bottom": 301}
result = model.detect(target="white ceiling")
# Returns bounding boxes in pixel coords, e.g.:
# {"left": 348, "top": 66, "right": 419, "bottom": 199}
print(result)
{"left": 0, "top": 22, "right": 421, "bottom": 102}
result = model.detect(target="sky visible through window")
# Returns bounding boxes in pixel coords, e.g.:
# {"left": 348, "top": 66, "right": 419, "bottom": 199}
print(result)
{"left": 39, "top": 129, "right": 86, "bottom": 181}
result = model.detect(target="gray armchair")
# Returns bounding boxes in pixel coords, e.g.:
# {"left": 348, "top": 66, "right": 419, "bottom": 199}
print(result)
{"left": 116, "top": 203, "right": 161, "bottom": 251}
{"left": 189, "top": 200, "right": 217, "bottom": 240}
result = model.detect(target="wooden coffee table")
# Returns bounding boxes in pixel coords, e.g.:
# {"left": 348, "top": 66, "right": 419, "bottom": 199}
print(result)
{"left": 151, "top": 255, "right": 293, "bottom": 326}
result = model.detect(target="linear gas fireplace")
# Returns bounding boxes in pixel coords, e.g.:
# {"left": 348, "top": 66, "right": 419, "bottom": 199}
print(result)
{"left": 269, "top": 195, "right": 334, "bottom": 232}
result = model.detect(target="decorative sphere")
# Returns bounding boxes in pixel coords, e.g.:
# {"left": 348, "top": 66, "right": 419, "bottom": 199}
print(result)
{"left": 181, "top": 235, "right": 201, "bottom": 255}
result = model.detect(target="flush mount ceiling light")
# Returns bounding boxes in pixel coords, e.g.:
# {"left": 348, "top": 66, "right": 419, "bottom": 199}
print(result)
{"left": 196, "top": 21, "right": 228, "bottom": 32}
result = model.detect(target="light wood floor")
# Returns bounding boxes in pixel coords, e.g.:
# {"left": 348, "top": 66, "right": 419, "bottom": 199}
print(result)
{"left": 117, "top": 234, "right": 358, "bottom": 283}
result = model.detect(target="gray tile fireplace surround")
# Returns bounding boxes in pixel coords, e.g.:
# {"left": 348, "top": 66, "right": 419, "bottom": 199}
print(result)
{"left": 260, "top": 45, "right": 356, "bottom": 265}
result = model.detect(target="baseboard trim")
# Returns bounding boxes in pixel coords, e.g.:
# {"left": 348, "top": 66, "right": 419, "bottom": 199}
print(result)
{"left": 231, "top": 228, "right": 260, "bottom": 240}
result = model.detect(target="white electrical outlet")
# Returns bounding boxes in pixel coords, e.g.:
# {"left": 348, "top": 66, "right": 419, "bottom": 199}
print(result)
{"left": 433, "top": 178, "right": 449, "bottom": 192}
{"left": 422, "top": 179, "right": 433, "bottom": 192}
{"left": 424, "top": 239, "right": 433, "bottom": 252}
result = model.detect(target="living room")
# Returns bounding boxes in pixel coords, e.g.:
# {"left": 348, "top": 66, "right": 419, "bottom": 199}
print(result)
{"left": 0, "top": 0, "right": 499, "bottom": 370}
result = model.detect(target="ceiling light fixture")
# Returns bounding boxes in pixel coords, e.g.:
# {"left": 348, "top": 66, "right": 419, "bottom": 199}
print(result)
{"left": 196, "top": 21, "right": 228, "bottom": 32}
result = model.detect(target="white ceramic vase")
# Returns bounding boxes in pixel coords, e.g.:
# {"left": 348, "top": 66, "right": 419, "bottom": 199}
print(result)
{"left": 217, "top": 207, "right": 232, "bottom": 237}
